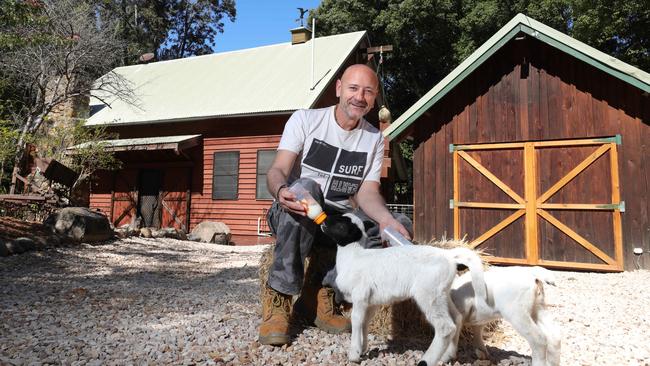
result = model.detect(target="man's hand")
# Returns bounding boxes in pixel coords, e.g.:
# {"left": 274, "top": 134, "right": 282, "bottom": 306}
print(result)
{"left": 277, "top": 186, "right": 306, "bottom": 216}
{"left": 379, "top": 216, "right": 411, "bottom": 241}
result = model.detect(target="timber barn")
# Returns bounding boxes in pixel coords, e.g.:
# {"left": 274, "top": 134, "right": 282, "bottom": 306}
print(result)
{"left": 85, "top": 29, "right": 387, "bottom": 241}
{"left": 384, "top": 14, "right": 650, "bottom": 271}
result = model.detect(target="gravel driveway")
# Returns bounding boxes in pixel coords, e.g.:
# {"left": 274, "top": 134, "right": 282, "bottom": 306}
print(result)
{"left": 1, "top": 237, "right": 649, "bottom": 365}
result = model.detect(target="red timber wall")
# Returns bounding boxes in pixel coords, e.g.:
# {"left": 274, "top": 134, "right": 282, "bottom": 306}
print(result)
{"left": 191, "top": 135, "right": 281, "bottom": 236}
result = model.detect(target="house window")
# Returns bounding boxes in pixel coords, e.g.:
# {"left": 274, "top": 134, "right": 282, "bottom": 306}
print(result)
{"left": 212, "top": 151, "right": 239, "bottom": 200}
{"left": 256, "top": 150, "right": 276, "bottom": 199}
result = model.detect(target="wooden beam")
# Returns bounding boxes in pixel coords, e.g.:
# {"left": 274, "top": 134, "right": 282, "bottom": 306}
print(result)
{"left": 452, "top": 137, "right": 618, "bottom": 151}
{"left": 538, "top": 203, "right": 622, "bottom": 210}
{"left": 455, "top": 202, "right": 525, "bottom": 210}
{"left": 458, "top": 151, "right": 525, "bottom": 204}
{"left": 453, "top": 151, "right": 460, "bottom": 240}
{"left": 531, "top": 137, "right": 619, "bottom": 148}
{"left": 609, "top": 143, "right": 624, "bottom": 269}
{"left": 0, "top": 194, "right": 47, "bottom": 201}
{"left": 538, "top": 259, "right": 622, "bottom": 272}
{"left": 524, "top": 143, "right": 538, "bottom": 264}
{"left": 537, "top": 209, "right": 617, "bottom": 266}
{"left": 454, "top": 142, "right": 526, "bottom": 151}
{"left": 469, "top": 209, "right": 525, "bottom": 248}
{"left": 365, "top": 45, "right": 393, "bottom": 54}
{"left": 537, "top": 144, "right": 610, "bottom": 204}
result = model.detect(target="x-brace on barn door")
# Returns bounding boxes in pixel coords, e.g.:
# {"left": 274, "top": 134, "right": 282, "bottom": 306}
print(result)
{"left": 451, "top": 136, "right": 624, "bottom": 272}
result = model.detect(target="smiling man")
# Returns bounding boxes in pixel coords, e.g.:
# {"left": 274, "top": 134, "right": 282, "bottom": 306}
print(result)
{"left": 259, "top": 64, "right": 412, "bottom": 346}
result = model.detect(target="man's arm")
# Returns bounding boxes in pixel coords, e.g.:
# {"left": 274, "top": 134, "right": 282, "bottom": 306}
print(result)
{"left": 355, "top": 180, "right": 411, "bottom": 239}
{"left": 267, "top": 150, "right": 306, "bottom": 215}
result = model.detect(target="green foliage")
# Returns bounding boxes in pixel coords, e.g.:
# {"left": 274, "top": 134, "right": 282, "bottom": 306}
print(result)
{"left": 92, "top": 0, "right": 236, "bottom": 63}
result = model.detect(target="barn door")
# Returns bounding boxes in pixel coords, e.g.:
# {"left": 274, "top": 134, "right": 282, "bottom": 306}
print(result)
{"left": 451, "top": 136, "right": 624, "bottom": 272}
{"left": 160, "top": 167, "right": 190, "bottom": 231}
{"left": 111, "top": 169, "right": 139, "bottom": 227}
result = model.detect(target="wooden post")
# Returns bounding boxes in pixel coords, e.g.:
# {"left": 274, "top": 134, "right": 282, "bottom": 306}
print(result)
{"left": 453, "top": 150, "right": 460, "bottom": 239}
{"left": 524, "top": 142, "right": 539, "bottom": 264}
{"left": 9, "top": 166, "right": 19, "bottom": 194}
{"left": 609, "top": 143, "right": 624, "bottom": 269}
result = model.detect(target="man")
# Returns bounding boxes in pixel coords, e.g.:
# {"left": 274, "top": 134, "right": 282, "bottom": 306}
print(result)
{"left": 259, "top": 64, "right": 412, "bottom": 346}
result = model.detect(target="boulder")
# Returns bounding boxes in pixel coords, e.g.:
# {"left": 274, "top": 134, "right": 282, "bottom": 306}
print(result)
{"left": 188, "top": 221, "right": 231, "bottom": 245}
{"left": 44, "top": 207, "right": 114, "bottom": 243}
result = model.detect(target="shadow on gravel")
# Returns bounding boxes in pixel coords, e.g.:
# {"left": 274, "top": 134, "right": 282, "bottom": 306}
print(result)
{"left": 0, "top": 243, "right": 263, "bottom": 310}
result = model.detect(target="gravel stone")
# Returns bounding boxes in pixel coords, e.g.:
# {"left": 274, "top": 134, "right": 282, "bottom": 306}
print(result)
{"left": 1, "top": 237, "right": 649, "bottom": 365}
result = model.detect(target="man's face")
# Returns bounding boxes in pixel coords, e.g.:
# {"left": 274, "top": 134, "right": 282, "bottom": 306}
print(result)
{"left": 336, "top": 66, "right": 378, "bottom": 122}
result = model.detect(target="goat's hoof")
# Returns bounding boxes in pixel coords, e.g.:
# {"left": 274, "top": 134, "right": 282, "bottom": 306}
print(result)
{"left": 416, "top": 361, "right": 428, "bottom": 366}
{"left": 347, "top": 350, "right": 361, "bottom": 363}
{"left": 440, "top": 353, "right": 455, "bottom": 363}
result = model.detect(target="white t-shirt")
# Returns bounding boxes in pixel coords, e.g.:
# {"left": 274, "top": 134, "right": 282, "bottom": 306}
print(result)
{"left": 278, "top": 106, "right": 384, "bottom": 210}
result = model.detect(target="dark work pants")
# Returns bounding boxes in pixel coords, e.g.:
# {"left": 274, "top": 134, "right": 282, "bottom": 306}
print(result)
{"left": 266, "top": 178, "right": 413, "bottom": 296}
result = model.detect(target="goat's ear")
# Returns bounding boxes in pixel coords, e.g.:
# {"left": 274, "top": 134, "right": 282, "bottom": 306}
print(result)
{"left": 363, "top": 220, "right": 374, "bottom": 232}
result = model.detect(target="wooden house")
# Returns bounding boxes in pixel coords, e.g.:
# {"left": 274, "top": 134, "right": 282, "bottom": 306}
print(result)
{"left": 384, "top": 14, "right": 650, "bottom": 271}
{"left": 85, "top": 29, "right": 386, "bottom": 240}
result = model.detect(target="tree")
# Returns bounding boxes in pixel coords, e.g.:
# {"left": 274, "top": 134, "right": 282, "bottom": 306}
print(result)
{"left": 0, "top": 0, "right": 135, "bottom": 193}
{"left": 91, "top": 0, "right": 236, "bottom": 63}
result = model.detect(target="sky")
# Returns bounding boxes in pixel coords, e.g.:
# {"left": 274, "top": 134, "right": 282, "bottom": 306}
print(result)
{"left": 212, "top": 0, "right": 322, "bottom": 53}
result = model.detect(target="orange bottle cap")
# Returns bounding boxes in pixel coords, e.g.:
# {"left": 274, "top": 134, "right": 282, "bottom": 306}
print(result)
{"left": 313, "top": 212, "right": 327, "bottom": 225}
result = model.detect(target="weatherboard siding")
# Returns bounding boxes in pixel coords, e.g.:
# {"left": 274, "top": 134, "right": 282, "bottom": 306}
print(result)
{"left": 190, "top": 135, "right": 281, "bottom": 236}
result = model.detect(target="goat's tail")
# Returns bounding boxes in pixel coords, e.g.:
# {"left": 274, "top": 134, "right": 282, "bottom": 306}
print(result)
{"left": 446, "top": 247, "right": 490, "bottom": 312}
{"left": 531, "top": 266, "right": 556, "bottom": 286}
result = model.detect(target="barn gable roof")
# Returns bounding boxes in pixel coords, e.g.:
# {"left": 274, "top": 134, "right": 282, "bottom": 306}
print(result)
{"left": 86, "top": 31, "right": 367, "bottom": 126}
{"left": 384, "top": 13, "right": 650, "bottom": 141}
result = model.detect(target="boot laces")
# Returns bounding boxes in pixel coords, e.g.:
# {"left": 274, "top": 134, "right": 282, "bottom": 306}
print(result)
{"left": 321, "top": 287, "right": 340, "bottom": 315}
{"left": 263, "top": 289, "right": 291, "bottom": 320}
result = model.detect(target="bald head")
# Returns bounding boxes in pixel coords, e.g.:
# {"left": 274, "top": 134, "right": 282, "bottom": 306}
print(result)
{"left": 335, "top": 64, "right": 380, "bottom": 128}
{"left": 340, "top": 64, "right": 379, "bottom": 90}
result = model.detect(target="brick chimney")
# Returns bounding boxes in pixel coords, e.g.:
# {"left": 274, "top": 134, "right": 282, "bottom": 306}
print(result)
{"left": 290, "top": 26, "right": 311, "bottom": 45}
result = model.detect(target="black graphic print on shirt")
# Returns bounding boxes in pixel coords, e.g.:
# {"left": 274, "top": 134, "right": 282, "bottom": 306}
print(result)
{"left": 302, "top": 138, "right": 368, "bottom": 203}
{"left": 326, "top": 176, "right": 361, "bottom": 201}
{"left": 302, "top": 139, "right": 337, "bottom": 172}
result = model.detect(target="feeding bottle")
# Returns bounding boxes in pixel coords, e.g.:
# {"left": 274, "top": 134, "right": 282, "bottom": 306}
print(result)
{"left": 287, "top": 181, "right": 327, "bottom": 224}
{"left": 382, "top": 226, "right": 412, "bottom": 247}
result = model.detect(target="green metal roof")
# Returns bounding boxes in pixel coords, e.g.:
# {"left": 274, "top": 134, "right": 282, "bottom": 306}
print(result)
{"left": 87, "top": 31, "right": 367, "bottom": 126}
{"left": 384, "top": 13, "right": 650, "bottom": 141}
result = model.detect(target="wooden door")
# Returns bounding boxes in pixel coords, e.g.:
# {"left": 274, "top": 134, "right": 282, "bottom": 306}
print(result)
{"left": 452, "top": 136, "right": 624, "bottom": 272}
{"left": 160, "top": 167, "right": 190, "bottom": 231}
{"left": 111, "top": 169, "right": 138, "bottom": 227}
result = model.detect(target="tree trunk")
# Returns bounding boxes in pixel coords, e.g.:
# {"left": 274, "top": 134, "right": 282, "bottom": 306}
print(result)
{"left": 10, "top": 112, "right": 44, "bottom": 194}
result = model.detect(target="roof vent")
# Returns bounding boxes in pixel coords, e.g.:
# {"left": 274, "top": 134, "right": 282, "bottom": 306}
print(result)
{"left": 291, "top": 27, "right": 311, "bottom": 45}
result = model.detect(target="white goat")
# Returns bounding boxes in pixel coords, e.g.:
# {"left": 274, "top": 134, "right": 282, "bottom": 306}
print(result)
{"left": 448, "top": 265, "right": 561, "bottom": 366}
{"left": 321, "top": 213, "right": 490, "bottom": 366}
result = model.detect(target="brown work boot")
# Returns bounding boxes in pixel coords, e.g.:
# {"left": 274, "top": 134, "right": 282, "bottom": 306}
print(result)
{"left": 316, "top": 286, "right": 351, "bottom": 333}
{"left": 258, "top": 285, "right": 292, "bottom": 345}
